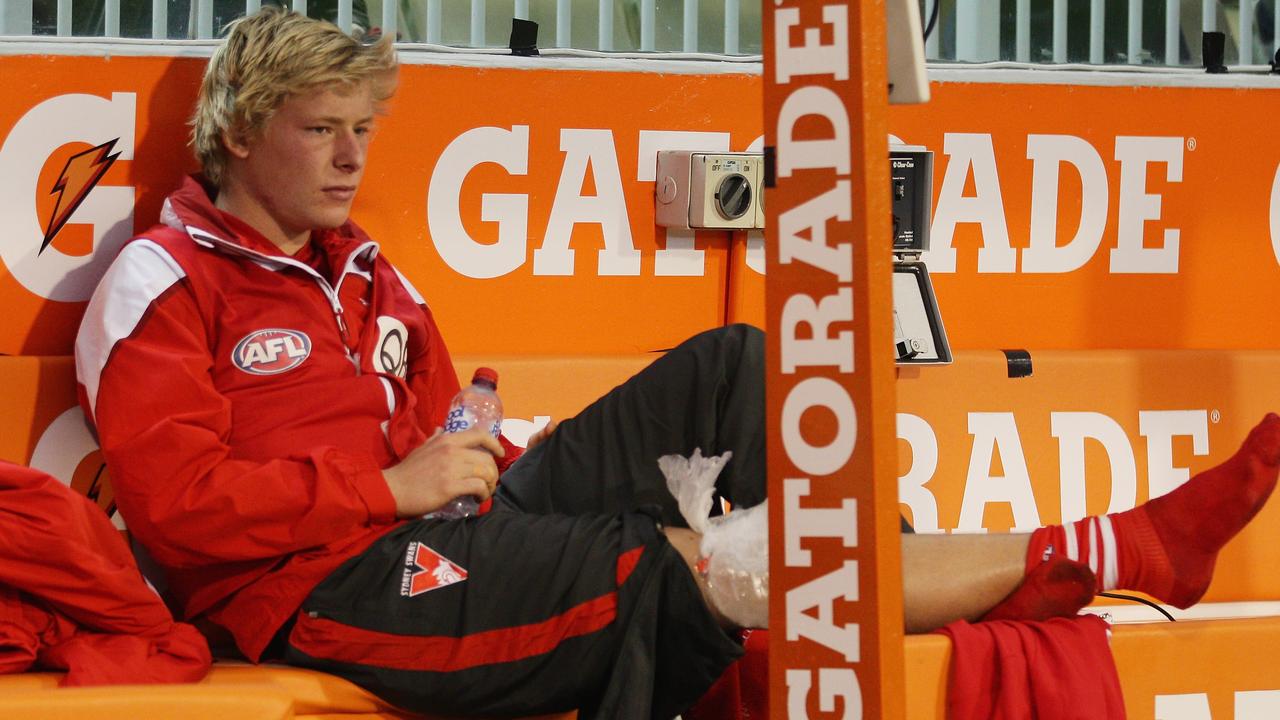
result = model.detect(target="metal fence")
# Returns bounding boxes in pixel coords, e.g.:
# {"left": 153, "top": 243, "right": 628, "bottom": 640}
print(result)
{"left": 1, "top": 1, "right": 1275, "bottom": 67}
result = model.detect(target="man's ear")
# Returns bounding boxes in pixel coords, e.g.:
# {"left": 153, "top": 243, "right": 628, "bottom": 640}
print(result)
{"left": 221, "top": 127, "right": 252, "bottom": 160}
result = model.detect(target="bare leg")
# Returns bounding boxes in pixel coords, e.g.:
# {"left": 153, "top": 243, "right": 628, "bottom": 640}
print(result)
{"left": 902, "top": 533, "right": 1029, "bottom": 633}
{"left": 669, "top": 526, "right": 1030, "bottom": 633}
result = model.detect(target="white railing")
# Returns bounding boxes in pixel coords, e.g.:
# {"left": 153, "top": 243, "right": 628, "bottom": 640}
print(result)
{"left": 4, "top": 1, "right": 1278, "bottom": 68}
{"left": 7, "top": 0, "right": 760, "bottom": 56}
{"left": 938, "top": 0, "right": 1278, "bottom": 67}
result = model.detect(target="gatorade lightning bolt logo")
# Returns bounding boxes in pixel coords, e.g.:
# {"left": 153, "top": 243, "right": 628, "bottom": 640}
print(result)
{"left": 73, "top": 458, "right": 117, "bottom": 519}
{"left": 41, "top": 139, "right": 122, "bottom": 255}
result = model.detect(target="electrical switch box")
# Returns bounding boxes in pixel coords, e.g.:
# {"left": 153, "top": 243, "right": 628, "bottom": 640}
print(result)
{"left": 655, "top": 151, "right": 764, "bottom": 230}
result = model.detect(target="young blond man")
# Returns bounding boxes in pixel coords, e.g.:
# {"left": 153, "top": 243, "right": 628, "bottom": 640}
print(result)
{"left": 76, "top": 6, "right": 1280, "bottom": 718}
{"left": 77, "top": 9, "right": 761, "bottom": 717}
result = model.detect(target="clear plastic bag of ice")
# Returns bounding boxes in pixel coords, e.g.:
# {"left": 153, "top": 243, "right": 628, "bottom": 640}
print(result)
{"left": 658, "top": 449, "right": 768, "bottom": 629}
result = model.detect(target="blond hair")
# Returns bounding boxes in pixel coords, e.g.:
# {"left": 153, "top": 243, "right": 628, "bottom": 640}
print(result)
{"left": 191, "top": 6, "right": 397, "bottom": 185}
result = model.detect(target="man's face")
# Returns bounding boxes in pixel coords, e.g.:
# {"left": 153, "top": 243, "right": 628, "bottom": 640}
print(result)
{"left": 233, "top": 81, "right": 376, "bottom": 243}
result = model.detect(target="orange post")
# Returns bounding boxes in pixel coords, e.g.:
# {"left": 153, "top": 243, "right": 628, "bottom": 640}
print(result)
{"left": 764, "top": 1, "right": 905, "bottom": 717}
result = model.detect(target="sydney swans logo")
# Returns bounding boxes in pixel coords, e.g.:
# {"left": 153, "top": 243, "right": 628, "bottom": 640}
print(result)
{"left": 41, "top": 139, "right": 122, "bottom": 255}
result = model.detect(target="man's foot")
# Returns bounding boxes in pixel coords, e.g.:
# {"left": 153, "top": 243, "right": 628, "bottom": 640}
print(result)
{"left": 1024, "top": 413, "right": 1280, "bottom": 608}
{"left": 982, "top": 554, "right": 1096, "bottom": 622}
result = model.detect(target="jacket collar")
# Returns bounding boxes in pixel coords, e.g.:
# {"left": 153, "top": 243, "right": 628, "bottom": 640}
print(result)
{"left": 159, "top": 174, "right": 378, "bottom": 272}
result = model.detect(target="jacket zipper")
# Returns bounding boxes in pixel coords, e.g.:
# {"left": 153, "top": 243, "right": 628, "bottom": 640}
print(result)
{"left": 190, "top": 229, "right": 377, "bottom": 373}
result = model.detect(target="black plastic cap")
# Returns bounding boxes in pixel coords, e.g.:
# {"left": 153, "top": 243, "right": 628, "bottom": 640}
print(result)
{"left": 510, "top": 18, "right": 539, "bottom": 57}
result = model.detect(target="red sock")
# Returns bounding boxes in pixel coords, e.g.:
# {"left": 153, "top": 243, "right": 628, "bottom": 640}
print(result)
{"left": 1025, "top": 413, "right": 1280, "bottom": 608}
{"left": 982, "top": 554, "right": 1097, "bottom": 622}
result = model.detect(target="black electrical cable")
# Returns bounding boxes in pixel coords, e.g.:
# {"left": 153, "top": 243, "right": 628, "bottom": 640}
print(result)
{"left": 1097, "top": 592, "right": 1177, "bottom": 622}
{"left": 923, "top": 0, "right": 940, "bottom": 42}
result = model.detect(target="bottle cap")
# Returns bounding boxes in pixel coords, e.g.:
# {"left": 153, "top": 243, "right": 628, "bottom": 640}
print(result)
{"left": 472, "top": 367, "right": 499, "bottom": 389}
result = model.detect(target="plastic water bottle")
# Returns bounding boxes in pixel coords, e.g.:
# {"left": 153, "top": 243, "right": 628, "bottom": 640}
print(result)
{"left": 429, "top": 367, "right": 503, "bottom": 519}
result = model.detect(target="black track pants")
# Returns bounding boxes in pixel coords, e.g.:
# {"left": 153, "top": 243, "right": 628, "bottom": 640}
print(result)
{"left": 494, "top": 323, "right": 767, "bottom": 525}
{"left": 284, "top": 325, "right": 765, "bottom": 719}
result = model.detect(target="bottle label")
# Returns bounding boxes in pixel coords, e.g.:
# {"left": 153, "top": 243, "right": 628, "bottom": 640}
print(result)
{"left": 444, "top": 406, "right": 472, "bottom": 434}
{"left": 444, "top": 406, "right": 502, "bottom": 438}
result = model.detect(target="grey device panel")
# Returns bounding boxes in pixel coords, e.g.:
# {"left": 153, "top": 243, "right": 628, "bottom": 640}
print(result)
{"left": 890, "top": 146, "right": 951, "bottom": 365}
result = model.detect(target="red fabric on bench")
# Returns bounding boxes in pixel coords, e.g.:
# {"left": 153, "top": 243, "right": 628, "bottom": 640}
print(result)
{"left": 0, "top": 461, "right": 210, "bottom": 686}
{"left": 936, "top": 616, "right": 1125, "bottom": 720}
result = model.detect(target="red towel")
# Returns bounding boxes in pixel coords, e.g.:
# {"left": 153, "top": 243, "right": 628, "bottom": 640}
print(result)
{"left": 0, "top": 461, "right": 210, "bottom": 686}
{"left": 936, "top": 615, "right": 1126, "bottom": 719}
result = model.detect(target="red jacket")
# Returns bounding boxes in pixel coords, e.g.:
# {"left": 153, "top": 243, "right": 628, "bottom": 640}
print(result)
{"left": 0, "top": 461, "right": 210, "bottom": 685}
{"left": 76, "top": 176, "right": 517, "bottom": 661}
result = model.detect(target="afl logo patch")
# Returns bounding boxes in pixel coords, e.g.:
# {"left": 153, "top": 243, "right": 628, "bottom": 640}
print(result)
{"left": 232, "top": 329, "right": 312, "bottom": 375}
